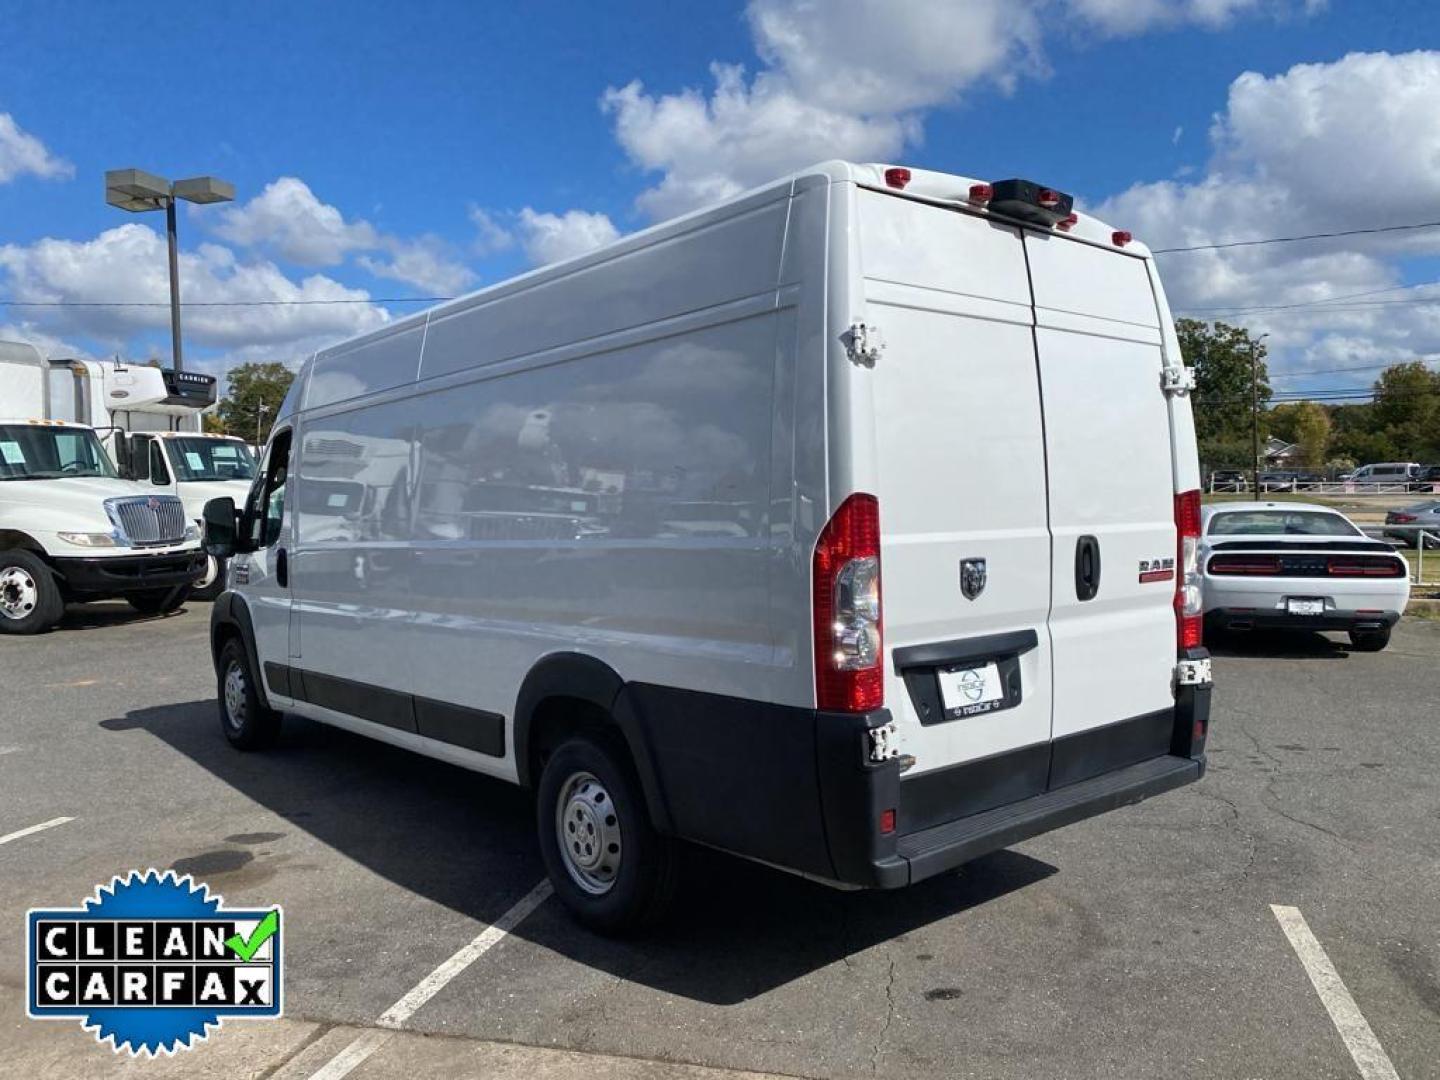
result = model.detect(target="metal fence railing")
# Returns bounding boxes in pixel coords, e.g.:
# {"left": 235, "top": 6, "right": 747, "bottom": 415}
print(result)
{"left": 1360, "top": 524, "right": 1438, "bottom": 586}
{"left": 1208, "top": 474, "right": 1440, "bottom": 496}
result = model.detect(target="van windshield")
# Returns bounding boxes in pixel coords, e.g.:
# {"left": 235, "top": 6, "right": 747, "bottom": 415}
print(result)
{"left": 166, "top": 437, "right": 257, "bottom": 482}
{"left": 0, "top": 424, "right": 118, "bottom": 481}
{"left": 1209, "top": 510, "right": 1359, "bottom": 537}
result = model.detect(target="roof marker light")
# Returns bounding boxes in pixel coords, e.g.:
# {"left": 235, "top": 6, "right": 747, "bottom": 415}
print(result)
{"left": 1057, "top": 212, "right": 1078, "bottom": 231}
{"left": 884, "top": 167, "right": 911, "bottom": 190}
{"left": 968, "top": 183, "right": 993, "bottom": 204}
{"left": 1112, "top": 230, "right": 1133, "bottom": 247}
{"left": 1038, "top": 188, "right": 1061, "bottom": 209}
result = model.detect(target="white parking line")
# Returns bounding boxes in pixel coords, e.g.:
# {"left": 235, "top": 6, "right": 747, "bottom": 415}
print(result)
{"left": 0, "top": 816, "right": 74, "bottom": 847}
{"left": 0, "top": 746, "right": 20, "bottom": 756}
{"left": 1270, "top": 904, "right": 1400, "bottom": 1080}
{"left": 307, "top": 878, "right": 553, "bottom": 1080}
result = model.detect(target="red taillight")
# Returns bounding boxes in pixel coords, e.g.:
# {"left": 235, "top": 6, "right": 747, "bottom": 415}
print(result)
{"left": 1327, "top": 557, "right": 1405, "bottom": 578}
{"left": 1392, "top": 514, "right": 1416, "bottom": 523}
{"left": 813, "top": 493, "right": 883, "bottom": 713}
{"left": 1175, "top": 490, "right": 1203, "bottom": 650}
{"left": 1112, "top": 230, "right": 1133, "bottom": 247}
{"left": 879, "top": 808, "right": 896, "bottom": 835}
{"left": 968, "top": 182, "right": 993, "bottom": 204}
{"left": 885, "top": 167, "right": 911, "bottom": 190}
{"left": 1056, "top": 212, "right": 1078, "bottom": 231}
{"left": 1038, "top": 188, "right": 1061, "bottom": 208}
{"left": 1208, "top": 556, "right": 1283, "bottom": 575}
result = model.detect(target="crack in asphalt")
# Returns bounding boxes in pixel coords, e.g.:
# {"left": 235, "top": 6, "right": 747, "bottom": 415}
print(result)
{"left": 870, "top": 953, "right": 897, "bottom": 1076}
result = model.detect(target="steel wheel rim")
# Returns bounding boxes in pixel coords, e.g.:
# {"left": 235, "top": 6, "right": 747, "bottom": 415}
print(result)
{"left": 0, "top": 566, "right": 39, "bottom": 621}
{"left": 223, "top": 661, "right": 247, "bottom": 731}
{"left": 554, "top": 770, "right": 622, "bottom": 895}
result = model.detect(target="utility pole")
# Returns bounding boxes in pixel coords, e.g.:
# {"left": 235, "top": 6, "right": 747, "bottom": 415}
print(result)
{"left": 1249, "top": 333, "right": 1269, "bottom": 495}
{"left": 255, "top": 402, "right": 270, "bottom": 449}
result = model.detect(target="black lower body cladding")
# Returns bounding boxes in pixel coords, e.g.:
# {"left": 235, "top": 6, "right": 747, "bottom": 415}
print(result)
{"left": 624, "top": 660, "right": 1209, "bottom": 890}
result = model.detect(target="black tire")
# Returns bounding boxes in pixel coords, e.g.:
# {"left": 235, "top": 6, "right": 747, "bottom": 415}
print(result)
{"left": 190, "top": 555, "right": 227, "bottom": 601}
{"left": 536, "top": 732, "right": 678, "bottom": 934}
{"left": 126, "top": 586, "right": 187, "bottom": 615}
{"left": 0, "top": 549, "right": 64, "bottom": 635}
{"left": 1348, "top": 626, "right": 1391, "bottom": 652}
{"left": 217, "top": 637, "right": 282, "bottom": 749}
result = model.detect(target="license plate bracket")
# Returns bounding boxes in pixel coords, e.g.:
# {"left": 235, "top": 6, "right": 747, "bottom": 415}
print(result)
{"left": 935, "top": 654, "right": 1023, "bottom": 721}
{"left": 1286, "top": 597, "right": 1325, "bottom": 616}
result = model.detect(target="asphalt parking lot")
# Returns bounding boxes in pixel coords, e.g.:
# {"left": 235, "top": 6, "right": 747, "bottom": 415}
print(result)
{"left": 2, "top": 604, "right": 1437, "bottom": 1080}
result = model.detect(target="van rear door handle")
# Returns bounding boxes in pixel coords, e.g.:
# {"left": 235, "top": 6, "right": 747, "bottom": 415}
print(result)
{"left": 276, "top": 547, "right": 288, "bottom": 588}
{"left": 1074, "top": 535, "right": 1100, "bottom": 601}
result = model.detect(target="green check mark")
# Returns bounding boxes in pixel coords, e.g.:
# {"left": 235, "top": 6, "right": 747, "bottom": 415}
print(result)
{"left": 225, "top": 910, "right": 279, "bottom": 961}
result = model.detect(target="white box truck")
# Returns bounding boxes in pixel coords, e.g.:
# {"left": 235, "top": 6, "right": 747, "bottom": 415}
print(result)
{"left": 47, "top": 356, "right": 257, "bottom": 598}
{"left": 0, "top": 342, "right": 205, "bottom": 633}
{"left": 202, "top": 162, "right": 1213, "bottom": 931}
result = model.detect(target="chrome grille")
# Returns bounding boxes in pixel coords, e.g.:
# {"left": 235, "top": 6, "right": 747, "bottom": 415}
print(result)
{"left": 105, "top": 495, "right": 187, "bottom": 547}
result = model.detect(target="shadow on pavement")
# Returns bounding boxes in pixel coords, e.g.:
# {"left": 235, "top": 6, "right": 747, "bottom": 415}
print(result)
{"left": 105, "top": 699, "right": 1056, "bottom": 1005}
{"left": 56, "top": 601, "right": 192, "bottom": 632}
{"left": 1206, "top": 628, "right": 1353, "bottom": 660}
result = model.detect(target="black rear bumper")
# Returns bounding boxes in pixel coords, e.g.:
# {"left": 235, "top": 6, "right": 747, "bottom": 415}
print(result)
{"left": 51, "top": 551, "right": 206, "bottom": 599}
{"left": 622, "top": 651, "right": 1211, "bottom": 890}
{"left": 1208, "top": 608, "right": 1399, "bottom": 633}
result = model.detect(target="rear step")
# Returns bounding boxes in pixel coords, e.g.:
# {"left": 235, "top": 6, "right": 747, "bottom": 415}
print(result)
{"left": 895, "top": 755, "right": 1202, "bottom": 884}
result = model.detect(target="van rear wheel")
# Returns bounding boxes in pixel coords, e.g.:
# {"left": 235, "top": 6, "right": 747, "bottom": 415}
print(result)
{"left": 536, "top": 733, "right": 678, "bottom": 934}
{"left": 217, "top": 638, "right": 281, "bottom": 749}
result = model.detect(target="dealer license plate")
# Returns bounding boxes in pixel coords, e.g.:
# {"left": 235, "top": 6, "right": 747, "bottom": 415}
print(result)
{"left": 1287, "top": 598, "right": 1325, "bottom": 616}
{"left": 938, "top": 661, "right": 1010, "bottom": 718}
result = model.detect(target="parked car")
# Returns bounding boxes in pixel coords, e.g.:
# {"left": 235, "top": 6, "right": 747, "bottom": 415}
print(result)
{"left": 1384, "top": 501, "right": 1440, "bottom": 548}
{"left": 1209, "top": 469, "right": 1247, "bottom": 493}
{"left": 201, "top": 161, "right": 1212, "bottom": 932}
{"left": 1201, "top": 502, "right": 1409, "bottom": 650}
{"left": 1348, "top": 462, "right": 1421, "bottom": 487}
{"left": 1411, "top": 464, "right": 1440, "bottom": 493}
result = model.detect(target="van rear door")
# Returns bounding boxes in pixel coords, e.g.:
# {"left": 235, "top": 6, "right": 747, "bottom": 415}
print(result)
{"left": 1023, "top": 232, "right": 1177, "bottom": 748}
{"left": 858, "top": 191, "right": 1056, "bottom": 803}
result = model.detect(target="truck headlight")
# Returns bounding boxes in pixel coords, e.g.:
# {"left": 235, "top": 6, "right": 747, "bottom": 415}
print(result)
{"left": 57, "top": 531, "right": 120, "bottom": 548}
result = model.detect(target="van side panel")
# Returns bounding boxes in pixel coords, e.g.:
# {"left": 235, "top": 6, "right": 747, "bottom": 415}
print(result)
{"left": 402, "top": 312, "right": 783, "bottom": 733}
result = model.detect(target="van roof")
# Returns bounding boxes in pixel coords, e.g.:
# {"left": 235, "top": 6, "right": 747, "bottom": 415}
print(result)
{"left": 306, "top": 160, "right": 1141, "bottom": 367}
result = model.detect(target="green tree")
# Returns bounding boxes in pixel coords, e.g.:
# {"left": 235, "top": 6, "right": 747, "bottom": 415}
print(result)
{"left": 1371, "top": 361, "right": 1440, "bottom": 460}
{"left": 1177, "top": 319, "right": 1272, "bottom": 466}
{"left": 1291, "top": 401, "right": 1332, "bottom": 469}
{"left": 1265, "top": 401, "right": 1307, "bottom": 446}
{"left": 216, "top": 362, "right": 295, "bottom": 444}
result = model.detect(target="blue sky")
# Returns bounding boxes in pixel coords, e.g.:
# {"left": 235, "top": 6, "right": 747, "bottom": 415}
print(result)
{"left": 1, "top": 1, "right": 1437, "bottom": 394}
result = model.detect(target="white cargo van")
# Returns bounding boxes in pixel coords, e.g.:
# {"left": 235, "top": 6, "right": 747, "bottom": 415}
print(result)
{"left": 203, "top": 162, "right": 1212, "bottom": 931}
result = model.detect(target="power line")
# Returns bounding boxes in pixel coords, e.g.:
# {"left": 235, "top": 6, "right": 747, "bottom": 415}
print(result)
{"left": 1153, "top": 219, "right": 1440, "bottom": 254}
{"left": 1177, "top": 283, "right": 1440, "bottom": 316}
{"left": 0, "top": 296, "right": 450, "bottom": 308}
{"left": 1270, "top": 359, "right": 1440, "bottom": 380}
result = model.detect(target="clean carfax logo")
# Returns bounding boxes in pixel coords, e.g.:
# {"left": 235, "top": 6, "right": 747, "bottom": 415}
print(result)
{"left": 26, "top": 870, "right": 282, "bottom": 1056}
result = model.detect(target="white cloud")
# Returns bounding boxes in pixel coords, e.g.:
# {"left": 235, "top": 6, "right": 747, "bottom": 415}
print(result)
{"left": 603, "top": 0, "right": 1317, "bottom": 220}
{"left": 1094, "top": 51, "right": 1440, "bottom": 388}
{"left": 214, "top": 177, "right": 379, "bottom": 266}
{"left": 0, "top": 112, "right": 72, "bottom": 184}
{"left": 468, "top": 207, "right": 515, "bottom": 256}
{"left": 0, "top": 223, "right": 388, "bottom": 351}
{"left": 516, "top": 207, "right": 620, "bottom": 266}
{"left": 358, "top": 235, "right": 477, "bottom": 295}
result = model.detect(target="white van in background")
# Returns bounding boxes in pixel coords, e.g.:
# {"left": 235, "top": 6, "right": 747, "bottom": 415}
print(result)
{"left": 203, "top": 162, "right": 1212, "bottom": 931}
{"left": 1347, "top": 462, "right": 1420, "bottom": 487}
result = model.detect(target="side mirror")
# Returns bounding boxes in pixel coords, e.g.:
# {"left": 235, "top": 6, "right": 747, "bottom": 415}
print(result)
{"left": 202, "top": 497, "right": 239, "bottom": 558}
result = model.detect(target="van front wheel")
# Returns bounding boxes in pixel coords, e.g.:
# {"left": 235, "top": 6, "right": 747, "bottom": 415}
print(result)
{"left": 536, "top": 733, "right": 678, "bottom": 934}
{"left": 217, "top": 638, "right": 281, "bottom": 749}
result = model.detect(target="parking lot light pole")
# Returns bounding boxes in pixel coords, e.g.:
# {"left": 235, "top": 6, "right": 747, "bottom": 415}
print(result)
{"left": 104, "top": 169, "right": 235, "bottom": 373}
